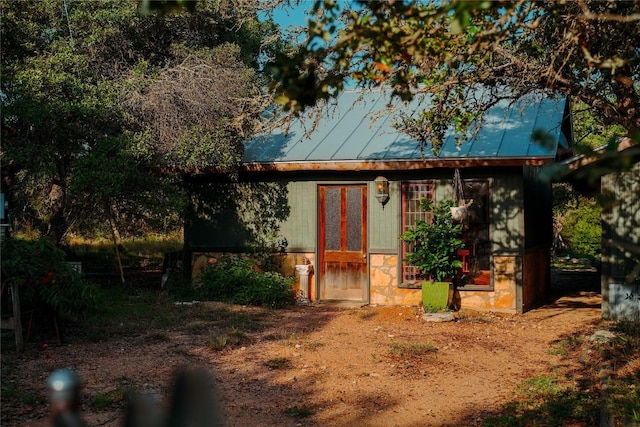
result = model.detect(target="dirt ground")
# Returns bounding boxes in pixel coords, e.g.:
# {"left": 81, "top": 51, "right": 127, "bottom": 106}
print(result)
{"left": 2, "top": 273, "right": 604, "bottom": 427}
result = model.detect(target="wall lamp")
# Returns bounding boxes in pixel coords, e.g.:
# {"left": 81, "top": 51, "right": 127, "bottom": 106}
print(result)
{"left": 374, "top": 176, "right": 390, "bottom": 205}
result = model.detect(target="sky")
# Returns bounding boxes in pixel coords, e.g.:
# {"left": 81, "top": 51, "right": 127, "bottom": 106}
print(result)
{"left": 268, "top": 1, "right": 359, "bottom": 36}
{"left": 272, "top": 1, "right": 312, "bottom": 30}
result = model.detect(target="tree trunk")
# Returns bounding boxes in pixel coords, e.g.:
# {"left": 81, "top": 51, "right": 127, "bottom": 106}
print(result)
{"left": 46, "top": 181, "right": 67, "bottom": 245}
{"left": 106, "top": 203, "right": 126, "bottom": 284}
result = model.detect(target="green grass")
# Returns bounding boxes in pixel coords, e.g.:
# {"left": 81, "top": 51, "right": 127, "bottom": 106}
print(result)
{"left": 88, "top": 380, "right": 136, "bottom": 410}
{"left": 84, "top": 287, "right": 183, "bottom": 339}
{"left": 547, "top": 334, "right": 584, "bottom": 356}
{"left": 388, "top": 341, "right": 438, "bottom": 358}
{"left": 0, "top": 384, "right": 46, "bottom": 406}
{"left": 483, "top": 375, "right": 598, "bottom": 426}
{"left": 262, "top": 357, "right": 293, "bottom": 370}
{"left": 68, "top": 233, "right": 182, "bottom": 269}
{"left": 80, "top": 282, "right": 268, "bottom": 345}
{"left": 484, "top": 321, "right": 640, "bottom": 426}
{"left": 207, "top": 329, "right": 249, "bottom": 351}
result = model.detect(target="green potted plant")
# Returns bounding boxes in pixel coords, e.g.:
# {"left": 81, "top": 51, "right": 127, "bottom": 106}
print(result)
{"left": 400, "top": 199, "right": 465, "bottom": 311}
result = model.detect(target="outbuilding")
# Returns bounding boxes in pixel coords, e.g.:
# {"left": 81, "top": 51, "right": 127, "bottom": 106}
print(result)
{"left": 184, "top": 90, "right": 572, "bottom": 314}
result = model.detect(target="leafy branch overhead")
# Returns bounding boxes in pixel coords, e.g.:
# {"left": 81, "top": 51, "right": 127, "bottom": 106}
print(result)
{"left": 269, "top": 0, "right": 640, "bottom": 154}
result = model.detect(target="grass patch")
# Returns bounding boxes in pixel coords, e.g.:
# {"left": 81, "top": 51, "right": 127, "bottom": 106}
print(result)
{"left": 216, "top": 311, "right": 265, "bottom": 332}
{"left": 264, "top": 330, "right": 304, "bottom": 344}
{"left": 84, "top": 287, "right": 183, "bottom": 339}
{"left": 143, "top": 332, "right": 171, "bottom": 343}
{"left": 304, "top": 341, "right": 325, "bottom": 351}
{"left": 457, "top": 312, "right": 495, "bottom": 324}
{"left": 68, "top": 233, "right": 182, "bottom": 269}
{"left": 483, "top": 375, "right": 598, "bottom": 426}
{"left": 358, "top": 309, "right": 377, "bottom": 320}
{"left": 484, "top": 321, "right": 640, "bottom": 426}
{"left": 601, "top": 321, "right": 640, "bottom": 421}
{"left": 0, "top": 384, "right": 46, "bottom": 406}
{"left": 263, "top": 357, "right": 293, "bottom": 370}
{"left": 548, "top": 334, "right": 583, "bottom": 356}
{"left": 284, "top": 405, "right": 315, "bottom": 419}
{"left": 388, "top": 341, "right": 438, "bottom": 358}
{"left": 88, "top": 377, "right": 136, "bottom": 410}
{"left": 184, "top": 322, "right": 211, "bottom": 335}
{"left": 207, "top": 329, "right": 248, "bottom": 351}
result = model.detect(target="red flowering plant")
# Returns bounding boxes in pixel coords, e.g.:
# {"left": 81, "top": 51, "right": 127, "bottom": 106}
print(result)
{"left": 1, "top": 237, "right": 97, "bottom": 320}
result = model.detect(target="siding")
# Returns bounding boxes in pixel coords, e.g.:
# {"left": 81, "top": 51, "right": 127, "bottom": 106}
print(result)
{"left": 523, "top": 165, "right": 553, "bottom": 250}
{"left": 369, "top": 181, "right": 400, "bottom": 253}
{"left": 186, "top": 181, "right": 291, "bottom": 250}
{"left": 279, "top": 181, "right": 317, "bottom": 252}
{"left": 491, "top": 174, "right": 524, "bottom": 254}
{"left": 601, "top": 162, "right": 640, "bottom": 320}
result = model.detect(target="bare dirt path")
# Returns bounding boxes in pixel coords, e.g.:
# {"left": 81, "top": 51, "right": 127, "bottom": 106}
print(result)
{"left": 2, "top": 283, "right": 602, "bottom": 427}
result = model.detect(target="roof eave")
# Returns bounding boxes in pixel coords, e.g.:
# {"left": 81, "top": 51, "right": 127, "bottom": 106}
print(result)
{"left": 241, "top": 157, "right": 556, "bottom": 172}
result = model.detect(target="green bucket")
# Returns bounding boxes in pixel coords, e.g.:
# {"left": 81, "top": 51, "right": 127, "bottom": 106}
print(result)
{"left": 421, "top": 281, "right": 451, "bottom": 311}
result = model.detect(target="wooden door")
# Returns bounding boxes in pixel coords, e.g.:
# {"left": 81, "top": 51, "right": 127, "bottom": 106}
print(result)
{"left": 318, "top": 185, "right": 368, "bottom": 302}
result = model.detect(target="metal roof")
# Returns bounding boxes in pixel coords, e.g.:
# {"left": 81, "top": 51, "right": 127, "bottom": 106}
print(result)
{"left": 244, "top": 89, "right": 569, "bottom": 170}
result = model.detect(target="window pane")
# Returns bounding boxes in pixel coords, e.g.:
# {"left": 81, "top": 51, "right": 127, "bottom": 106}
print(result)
{"left": 401, "top": 182, "right": 434, "bottom": 282}
{"left": 325, "top": 188, "right": 340, "bottom": 251}
{"left": 461, "top": 180, "right": 491, "bottom": 286}
{"left": 346, "top": 187, "right": 362, "bottom": 251}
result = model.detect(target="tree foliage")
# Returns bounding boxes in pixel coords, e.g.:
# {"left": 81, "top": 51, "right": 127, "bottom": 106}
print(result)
{"left": 1, "top": 236, "right": 97, "bottom": 319}
{"left": 269, "top": 0, "right": 640, "bottom": 155}
{"left": 1, "top": 0, "right": 280, "bottom": 244}
{"left": 553, "top": 184, "right": 602, "bottom": 258}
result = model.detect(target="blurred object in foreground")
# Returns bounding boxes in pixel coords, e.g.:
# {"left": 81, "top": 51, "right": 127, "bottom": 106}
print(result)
{"left": 48, "top": 367, "right": 222, "bottom": 427}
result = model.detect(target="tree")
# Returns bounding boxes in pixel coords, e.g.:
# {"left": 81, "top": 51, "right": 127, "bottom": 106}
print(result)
{"left": 1, "top": 0, "right": 280, "bottom": 249}
{"left": 269, "top": 0, "right": 640, "bottom": 156}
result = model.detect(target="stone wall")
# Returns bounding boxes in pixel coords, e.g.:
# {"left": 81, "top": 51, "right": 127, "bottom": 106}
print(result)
{"left": 456, "top": 256, "right": 517, "bottom": 313}
{"left": 369, "top": 253, "right": 519, "bottom": 313}
{"left": 370, "top": 254, "right": 421, "bottom": 305}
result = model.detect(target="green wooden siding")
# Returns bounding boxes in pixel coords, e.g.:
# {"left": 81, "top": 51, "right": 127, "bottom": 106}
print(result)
{"left": 278, "top": 181, "right": 317, "bottom": 252}
{"left": 491, "top": 174, "right": 524, "bottom": 254}
{"left": 369, "top": 181, "right": 400, "bottom": 252}
{"left": 186, "top": 181, "right": 291, "bottom": 250}
{"left": 186, "top": 170, "right": 528, "bottom": 259}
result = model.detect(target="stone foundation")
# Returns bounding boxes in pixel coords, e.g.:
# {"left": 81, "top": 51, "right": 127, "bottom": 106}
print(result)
{"left": 369, "top": 253, "right": 519, "bottom": 313}
{"left": 192, "top": 251, "right": 520, "bottom": 313}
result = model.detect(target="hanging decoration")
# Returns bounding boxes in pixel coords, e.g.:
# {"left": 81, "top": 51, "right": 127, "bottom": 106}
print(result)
{"left": 451, "top": 168, "right": 473, "bottom": 222}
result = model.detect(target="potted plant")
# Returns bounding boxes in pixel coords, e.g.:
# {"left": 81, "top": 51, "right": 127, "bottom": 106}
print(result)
{"left": 400, "top": 199, "right": 465, "bottom": 311}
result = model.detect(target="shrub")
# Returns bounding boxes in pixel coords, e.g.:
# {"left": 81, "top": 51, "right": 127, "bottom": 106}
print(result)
{"left": 400, "top": 199, "right": 465, "bottom": 282}
{"left": 562, "top": 198, "right": 601, "bottom": 257}
{"left": 1, "top": 237, "right": 97, "bottom": 320}
{"left": 196, "top": 255, "right": 295, "bottom": 308}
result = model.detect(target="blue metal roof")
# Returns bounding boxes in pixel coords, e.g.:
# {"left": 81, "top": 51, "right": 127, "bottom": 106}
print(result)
{"left": 244, "top": 89, "right": 568, "bottom": 166}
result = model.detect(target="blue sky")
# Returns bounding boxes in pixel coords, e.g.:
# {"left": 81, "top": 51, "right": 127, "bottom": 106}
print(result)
{"left": 272, "top": 1, "right": 312, "bottom": 29}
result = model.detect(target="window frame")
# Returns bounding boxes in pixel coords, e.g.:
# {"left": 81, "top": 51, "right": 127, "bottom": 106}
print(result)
{"left": 398, "top": 178, "right": 494, "bottom": 291}
{"left": 456, "top": 179, "right": 493, "bottom": 291}
{"left": 399, "top": 180, "right": 435, "bottom": 287}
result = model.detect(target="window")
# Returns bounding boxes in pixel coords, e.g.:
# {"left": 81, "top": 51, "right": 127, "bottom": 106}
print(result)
{"left": 400, "top": 179, "right": 492, "bottom": 289}
{"left": 458, "top": 180, "right": 492, "bottom": 289}
{"left": 401, "top": 181, "right": 434, "bottom": 283}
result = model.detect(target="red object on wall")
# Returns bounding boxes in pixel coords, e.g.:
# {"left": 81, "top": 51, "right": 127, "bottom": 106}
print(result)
{"left": 457, "top": 250, "right": 470, "bottom": 273}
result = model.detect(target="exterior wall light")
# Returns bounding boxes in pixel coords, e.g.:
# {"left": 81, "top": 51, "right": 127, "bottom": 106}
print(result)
{"left": 374, "top": 176, "right": 390, "bottom": 205}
